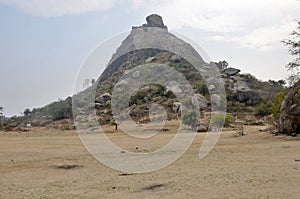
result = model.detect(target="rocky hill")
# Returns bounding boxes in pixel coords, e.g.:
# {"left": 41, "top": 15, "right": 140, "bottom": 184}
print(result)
{"left": 7, "top": 14, "right": 285, "bottom": 129}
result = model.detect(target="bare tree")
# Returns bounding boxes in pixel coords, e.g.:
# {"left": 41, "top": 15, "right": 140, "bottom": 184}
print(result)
{"left": 282, "top": 20, "right": 300, "bottom": 85}
{"left": 0, "top": 107, "right": 4, "bottom": 127}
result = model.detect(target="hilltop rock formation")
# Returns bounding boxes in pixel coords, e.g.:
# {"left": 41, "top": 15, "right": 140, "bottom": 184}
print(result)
{"left": 145, "top": 14, "right": 167, "bottom": 28}
{"left": 279, "top": 80, "right": 300, "bottom": 135}
{"left": 99, "top": 14, "right": 209, "bottom": 83}
{"left": 132, "top": 14, "right": 167, "bottom": 29}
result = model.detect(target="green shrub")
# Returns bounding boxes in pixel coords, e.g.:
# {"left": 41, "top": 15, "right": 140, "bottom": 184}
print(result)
{"left": 225, "top": 113, "right": 235, "bottom": 126}
{"left": 255, "top": 100, "right": 273, "bottom": 117}
{"left": 211, "top": 113, "right": 233, "bottom": 127}
{"left": 270, "top": 91, "right": 287, "bottom": 119}
{"left": 104, "top": 100, "right": 111, "bottom": 108}
{"left": 98, "top": 116, "right": 111, "bottom": 125}
{"left": 165, "top": 90, "right": 175, "bottom": 98}
{"left": 182, "top": 110, "right": 199, "bottom": 129}
{"left": 211, "top": 114, "right": 225, "bottom": 126}
{"left": 53, "top": 106, "right": 72, "bottom": 121}
{"left": 196, "top": 81, "right": 209, "bottom": 96}
{"left": 110, "top": 120, "right": 117, "bottom": 125}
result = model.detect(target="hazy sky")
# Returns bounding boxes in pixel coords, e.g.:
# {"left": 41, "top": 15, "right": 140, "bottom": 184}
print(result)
{"left": 0, "top": 0, "right": 299, "bottom": 116}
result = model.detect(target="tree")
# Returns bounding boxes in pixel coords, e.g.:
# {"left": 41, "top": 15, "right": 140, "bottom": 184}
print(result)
{"left": 182, "top": 110, "right": 199, "bottom": 130}
{"left": 91, "top": 79, "right": 96, "bottom": 85}
{"left": 24, "top": 108, "right": 31, "bottom": 116}
{"left": 282, "top": 20, "right": 300, "bottom": 85}
{"left": 219, "top": 60, "right": 228, "bottom": 70}
{"left": 278, "top": 79, "right": 286, "bottom": 86}
{"left": 270, "top": 91, "right": 287, "bottom": 120}
{"left": 0, "top": 107, "right": 3, "bottom": 115}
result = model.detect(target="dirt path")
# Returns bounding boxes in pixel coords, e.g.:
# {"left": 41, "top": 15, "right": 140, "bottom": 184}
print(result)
{"left": 0, "top": 124, "right": 299, "bottom": 198}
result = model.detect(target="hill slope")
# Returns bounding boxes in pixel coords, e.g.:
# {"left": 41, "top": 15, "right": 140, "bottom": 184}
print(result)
{"left": 7, "top": 14, "right": 285, "bottom": 129}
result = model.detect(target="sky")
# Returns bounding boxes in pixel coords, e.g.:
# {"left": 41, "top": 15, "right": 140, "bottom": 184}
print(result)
{"left": 0, "top": 0, "right": 299, "bottom": 116}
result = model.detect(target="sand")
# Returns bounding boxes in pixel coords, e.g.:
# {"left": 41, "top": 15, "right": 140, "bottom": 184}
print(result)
{"left": 0, "top": 121, "right": 299, "bottom": 198}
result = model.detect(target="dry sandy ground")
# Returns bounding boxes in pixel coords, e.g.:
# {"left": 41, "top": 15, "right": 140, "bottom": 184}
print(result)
{"left": 0, "top": 121, "right": 299, "bottom": 199}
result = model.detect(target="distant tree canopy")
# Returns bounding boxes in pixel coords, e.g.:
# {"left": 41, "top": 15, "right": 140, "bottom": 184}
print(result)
{"left": 0, "top": 106, "right": 3, "bottom": 115}
{"left": 51, "top": 97, "right": 73, "bottom": 121}
{"left": 24, "top": 108, "right": 31, "bottom": 116}
{"left": 282, "top": 20, "right": 300, "bottom": 85}
{"left": 214, "top": 60, "right": 228, "bottom": 70}
{"left": 278, "top": 79, "right": 286, "bottom": 86}
{"left": 219, "top": 60, "right": 228, "bottom": 69}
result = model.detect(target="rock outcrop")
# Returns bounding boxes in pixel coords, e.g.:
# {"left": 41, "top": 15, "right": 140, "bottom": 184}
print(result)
{"left": 236, "top": 89, "right": 261, "bottom": 105}
{"left": 223, "top": 67, "right": 240, "bottom": 76}
{"left": 279, "top": 80, "right": 300, "bottom": 135}
{"left": 145, "top": 14, "right": 167, "bottom": 28}
{"left": 132, "top": 14, "right": 167, "bottom": 30}
{"left": 99, "top": 14, "right": 207, "bottom": 83}
{"left": 95, "top": 93, "right": 111, "bottom": 105}
{"left": 172, "top": 102, "right": 182, "bottom": 113}
{"left": 193, "top": 94, "right": 209, "bottom": 110}
{"left": 197, "top": 124, "right": 208, "bottom": 132}
{"left": 224, "top": 75, "right": 262, "bottom": 105}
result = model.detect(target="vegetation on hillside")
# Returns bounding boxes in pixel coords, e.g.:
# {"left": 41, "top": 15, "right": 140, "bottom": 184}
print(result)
{"left": 8, "top": 48, "right": 287, "bottom": 128}
{"left": 282, "top": 20, "right": 300, "bottom": 85}
{"left": 182, "top": 110, "right": 199, "bottom": 129}
{"left": 278, "top": 21, "right": 300, "bottom": 135}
